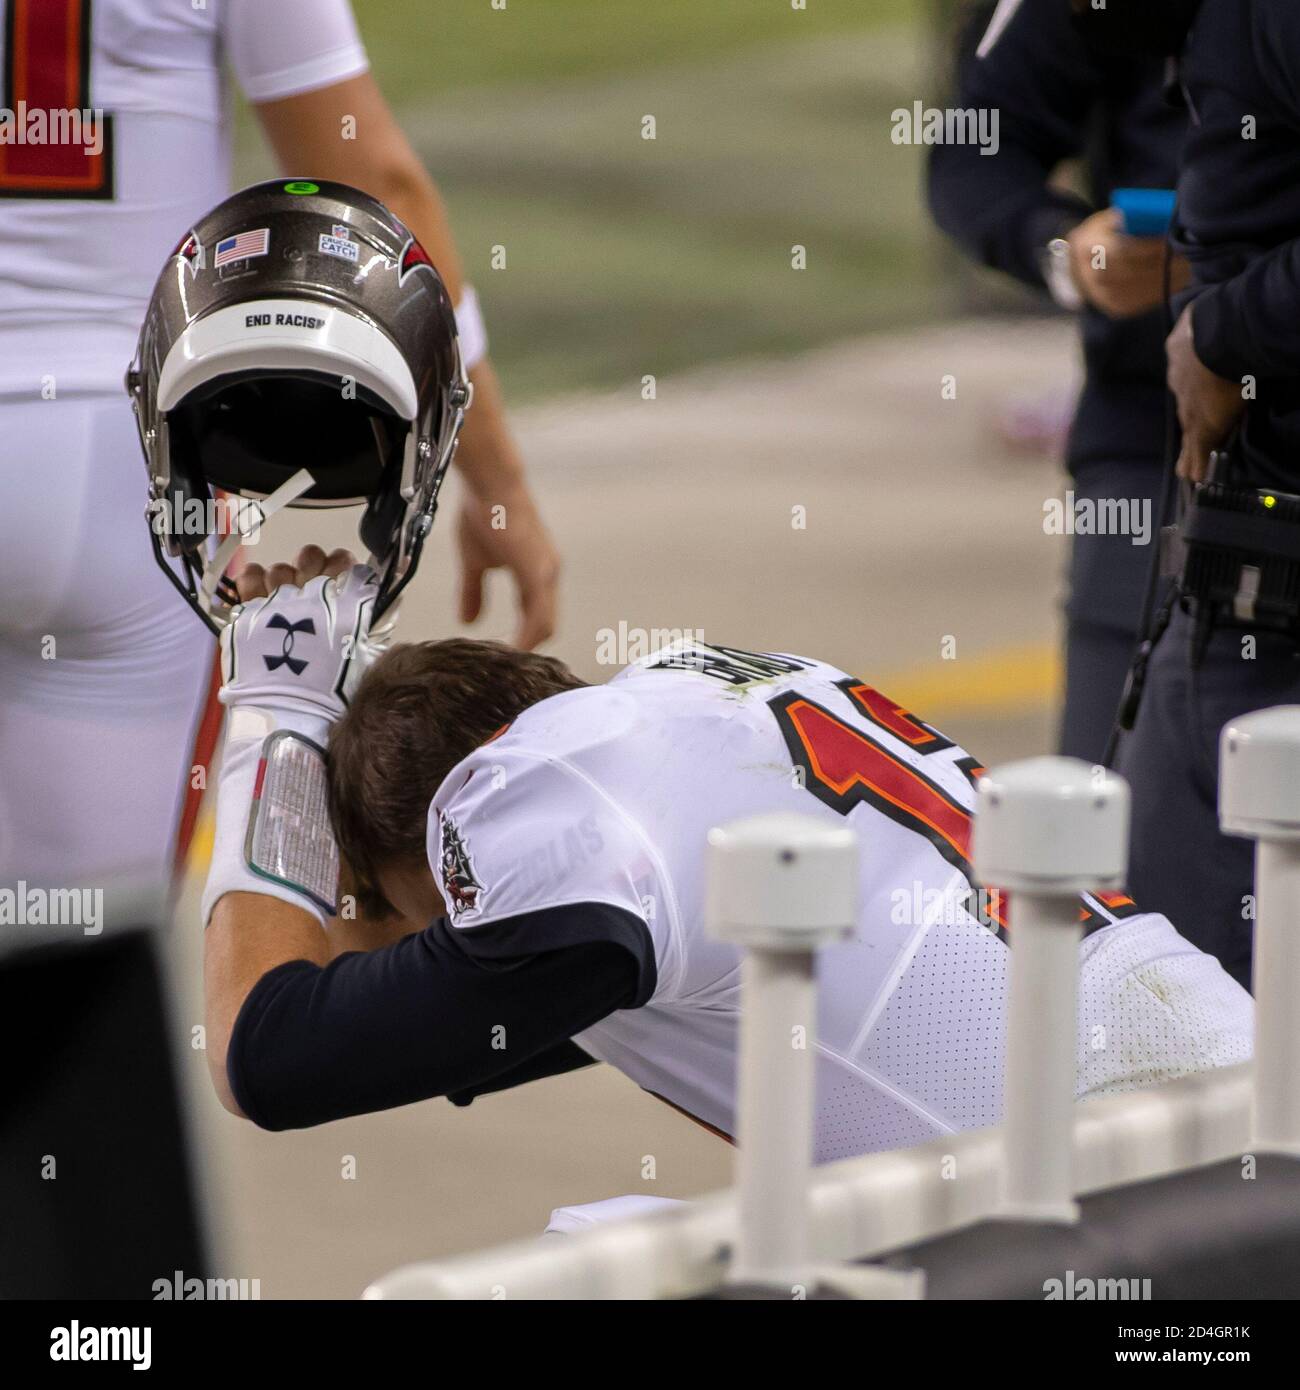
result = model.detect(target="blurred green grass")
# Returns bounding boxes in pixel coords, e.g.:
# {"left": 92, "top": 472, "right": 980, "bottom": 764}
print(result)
{"left": 237, "top": 0, "right": 939, "bottom": 398}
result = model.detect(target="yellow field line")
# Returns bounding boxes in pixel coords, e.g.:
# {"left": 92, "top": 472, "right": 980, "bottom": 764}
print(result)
{"left": 188, "top": 812, "right": 216, "bottom": 876}
{"left": 182, "top": 641, "right": 1060, "bottom": 876}
{"left": 871, "top": 640, "right": 1061, "bottom": 722}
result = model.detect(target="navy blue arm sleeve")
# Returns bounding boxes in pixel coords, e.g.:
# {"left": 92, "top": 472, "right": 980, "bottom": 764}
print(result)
{"left": 226, "top": 903, "right": 655, "bottom": 1131}
{"left": 927, "top": 0, "right": 1102, "bottom": 288}
{"left": 446, "top": 1038, "right": 595, "bottom": 1107}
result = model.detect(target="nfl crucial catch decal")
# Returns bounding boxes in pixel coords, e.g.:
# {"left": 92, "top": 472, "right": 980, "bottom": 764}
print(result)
{"left": 318, "top": 228, "right": 359, "bottom": 263}
{"left": 214, "top": 228, "right": 270, "bottom": 268}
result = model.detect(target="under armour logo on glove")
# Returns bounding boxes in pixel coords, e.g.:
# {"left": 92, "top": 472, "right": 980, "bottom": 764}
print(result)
{"left": 219, "top": 565, "right": 389, "bottom": 732}
{"left": 263, "top": 614, "right": 316, "bottom": 675}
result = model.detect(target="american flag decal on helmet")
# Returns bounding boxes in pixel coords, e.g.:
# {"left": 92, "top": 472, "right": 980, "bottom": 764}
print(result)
{"left": 214, "top": 228, "right": 270, "bottom": 268}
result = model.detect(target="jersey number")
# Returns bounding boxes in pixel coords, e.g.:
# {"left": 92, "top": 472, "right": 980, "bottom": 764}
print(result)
{"left": 0, "top": 0, "right": 114, "bottom": 198}
{"left": 769, "top": 679, "right": 1141, "bottom": 940}
{"left": 769, "top": 680, "right": 1007, "bottom": 937}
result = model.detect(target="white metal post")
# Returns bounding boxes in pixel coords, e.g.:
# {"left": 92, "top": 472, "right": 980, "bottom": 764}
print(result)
{"left": 972, "top": 756, "right": 1130, "bottom": 1223}
{"left": 1220, "top": 707, "right": 1300, "bottom": 1156}
{"left": 999, "top": 891, "right": 1083, "bottom": 1219}
{"left": 733, "top": 948, "right": 816, "bottom": 1284}
{"left": 705, "top": 812, "right": 857, "bottom": 1291}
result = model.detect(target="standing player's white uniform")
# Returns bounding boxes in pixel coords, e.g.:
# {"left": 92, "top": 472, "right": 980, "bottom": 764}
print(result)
{"left": 431, "top": 643, "right": 1252, "bottom": 1161}
{"left": 0, "top": 0, "right": 368, "bottom": 889}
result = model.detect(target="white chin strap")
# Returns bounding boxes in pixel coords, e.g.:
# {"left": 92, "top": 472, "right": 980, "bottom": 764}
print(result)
{"left": 200, "top": 468, "right": 318, "bottom": 627}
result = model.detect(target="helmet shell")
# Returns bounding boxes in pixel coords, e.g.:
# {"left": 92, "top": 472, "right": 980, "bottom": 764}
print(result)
{"left": 128, "top": 178, "right": 469, "bottom": 622}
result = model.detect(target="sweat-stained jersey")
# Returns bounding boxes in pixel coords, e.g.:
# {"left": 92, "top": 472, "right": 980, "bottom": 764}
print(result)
{"left": 430, "top": 642, "right": 1253, "bottom": 1162}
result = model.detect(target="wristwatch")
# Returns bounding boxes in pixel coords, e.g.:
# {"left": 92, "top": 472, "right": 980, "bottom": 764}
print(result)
{"left": 1042, "top": 235, "right": 1084, "bottom": 312}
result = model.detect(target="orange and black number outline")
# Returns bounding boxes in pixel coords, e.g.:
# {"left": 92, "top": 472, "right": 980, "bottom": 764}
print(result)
{"left": 768, "top": 688, "right": 1008, "bottom": 942}
{"left": 1078, "top": 891, "right": 1142, "bottom": 936}
{"left": 836, "top": 677, "right": 955, "bottom": 755}
{"left": 0, "top": 0, "right": 115, "bottom": 199}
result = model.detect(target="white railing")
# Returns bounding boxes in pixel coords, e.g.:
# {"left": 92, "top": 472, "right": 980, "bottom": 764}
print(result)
{"left": 365, "top": 706, "right": 1300, "bottom": 1299}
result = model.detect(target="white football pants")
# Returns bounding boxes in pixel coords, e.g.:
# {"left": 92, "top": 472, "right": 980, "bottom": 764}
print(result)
{"left": 0, "top": 393, "right": 214, "bottom": 903}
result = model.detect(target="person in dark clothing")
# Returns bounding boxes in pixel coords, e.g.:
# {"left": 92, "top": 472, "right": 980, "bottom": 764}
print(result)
{"left": 928, "top": 0, "right": 1188, "bottom": 764}
{"left": 1104, "top": 0, "right": 1300, "bottom": 992}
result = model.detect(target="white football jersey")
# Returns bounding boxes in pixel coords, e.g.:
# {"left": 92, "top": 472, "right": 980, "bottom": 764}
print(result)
{"left": 431, "top": 643, "right": 1252, "bottom": 1162}
{"left": 0, "top": 0, "right": 368, "bottom": 396}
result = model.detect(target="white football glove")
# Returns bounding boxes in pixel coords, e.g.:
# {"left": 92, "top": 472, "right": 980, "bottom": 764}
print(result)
{"left": 202, "top": 565, "right": 396, "bottom": 928}
{"left": 218, "top": 564, "right": 391, "bottom": 737}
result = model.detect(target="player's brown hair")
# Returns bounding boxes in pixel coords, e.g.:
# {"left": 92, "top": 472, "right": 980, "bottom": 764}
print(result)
{"left": 327, "top": 639, "right": 588, "bottom": 915}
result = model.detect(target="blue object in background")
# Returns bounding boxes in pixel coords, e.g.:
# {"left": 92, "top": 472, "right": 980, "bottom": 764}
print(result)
{"left": 1112, "top": 187, "right": 1177, "bottom": 238}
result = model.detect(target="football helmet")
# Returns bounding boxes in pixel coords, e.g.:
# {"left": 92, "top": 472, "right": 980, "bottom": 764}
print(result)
{"left": 127, "top": 177, "right": 471, "bottom": 633}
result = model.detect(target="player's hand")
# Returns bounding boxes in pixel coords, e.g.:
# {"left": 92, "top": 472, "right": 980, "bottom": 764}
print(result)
{"left": 1166, "top": 302, "right": 1247, "bottom": 483}
{"left": 457, "top": 484, "right": 560, "bottom": 650}
{"left": 1066, "top": 208, "right": 1190, "bottom": 320}
{"left": 220, "top": 547, "right": 383, "bottom": 732}
{"left": 233, "top": 544, "right": 355, "bottom": 601}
